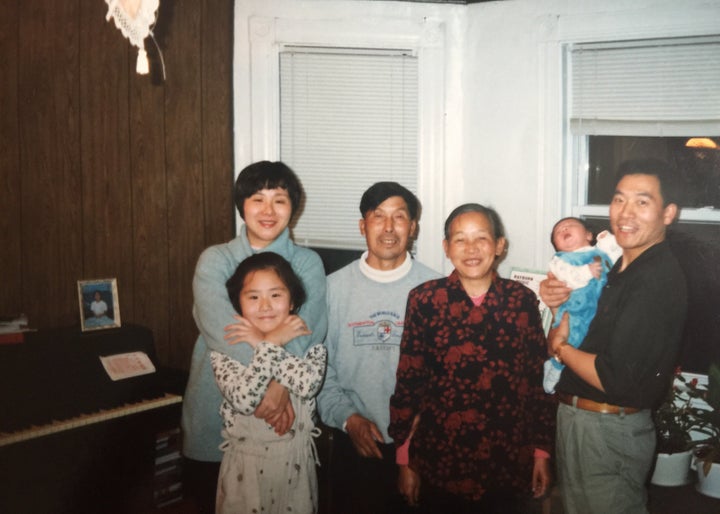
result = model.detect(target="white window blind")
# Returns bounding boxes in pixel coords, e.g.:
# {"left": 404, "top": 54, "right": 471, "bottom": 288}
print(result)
{"left": 279, "top": 46, "right": 419, "bottom": 250}
{"left": 570, "top": 36, "right": 720, "bottom": 136}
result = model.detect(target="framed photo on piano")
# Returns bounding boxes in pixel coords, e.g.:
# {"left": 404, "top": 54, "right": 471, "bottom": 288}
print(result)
{"left": 78, "top": 278, "right": 121, "bottom": 331}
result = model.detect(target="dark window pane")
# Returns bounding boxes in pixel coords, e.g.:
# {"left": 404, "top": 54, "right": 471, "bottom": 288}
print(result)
{"left": 588, "top": 136, "right": 720, "bottom": 209}
{"left": 311, "top": 247, "right": 363, "bottom": 275}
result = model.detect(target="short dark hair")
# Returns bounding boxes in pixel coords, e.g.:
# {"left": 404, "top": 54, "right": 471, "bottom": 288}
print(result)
{"left": 234, "top": 161, "right": 303, "bottom": 220}
{"left": 225, "top": 252, "right": 306, "bottom": 315}
{"left": 550, "top": 216, "right": 595, "bottom": 251}
{"left": 359, "top": 182, "right": 420, "bottom": 220}
{"left": 614, "top": 158, "right": 683, "bottom": 207}
{"left": 443, "top": 203, "right": 505, "bottom": 241}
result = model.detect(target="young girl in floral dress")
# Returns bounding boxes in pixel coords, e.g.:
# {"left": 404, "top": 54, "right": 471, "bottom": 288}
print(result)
{"left": 210, "top": 252, "right": 326, "bottom": 514}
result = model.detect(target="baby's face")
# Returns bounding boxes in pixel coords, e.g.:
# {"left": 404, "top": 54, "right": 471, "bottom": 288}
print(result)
{"left": 552, "top": 219, "right": 593, "bottom": 252}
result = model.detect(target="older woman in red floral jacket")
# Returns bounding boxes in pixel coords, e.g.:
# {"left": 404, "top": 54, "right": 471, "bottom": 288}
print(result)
{"left": 389, "top": 203, "right": 556, "bottom": 514}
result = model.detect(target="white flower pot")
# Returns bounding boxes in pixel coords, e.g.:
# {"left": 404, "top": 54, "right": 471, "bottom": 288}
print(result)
{"left": 650, "top": 450, "right": 693, "bottom": 486}
{"left": 694, "top": 456, "right": 720, "bottom": 498}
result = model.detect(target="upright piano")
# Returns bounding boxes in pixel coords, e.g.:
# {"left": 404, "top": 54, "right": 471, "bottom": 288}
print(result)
{"left": 0, "top": 324, "right": 183, "bottom": 514}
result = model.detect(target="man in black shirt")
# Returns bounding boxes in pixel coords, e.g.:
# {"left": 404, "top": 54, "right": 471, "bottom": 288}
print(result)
{"left": 541, "top": 159, "right": 687, "bottom": 514}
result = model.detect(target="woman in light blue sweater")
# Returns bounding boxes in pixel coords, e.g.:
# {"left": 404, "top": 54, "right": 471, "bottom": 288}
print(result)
{"left": 181, "top": 161, "right": 327, "bottom": 513}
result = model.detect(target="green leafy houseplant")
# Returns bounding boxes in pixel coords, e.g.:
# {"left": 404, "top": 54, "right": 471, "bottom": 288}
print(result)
{"left": 653, "top": 367, "right": 701, "bottom": 454}
{"left": 689, "top": 364, "right": 720, "bottom": 476}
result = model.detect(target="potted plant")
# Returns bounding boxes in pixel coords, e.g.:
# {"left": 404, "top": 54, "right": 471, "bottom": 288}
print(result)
{"left": 688, "top": 364, "right": 720, "bottom": 497}
{"left": 650, "top": 367, "right": 701, "bottom": 486}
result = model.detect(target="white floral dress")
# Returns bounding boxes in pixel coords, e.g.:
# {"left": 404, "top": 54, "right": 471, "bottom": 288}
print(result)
{"left": 210, "top": 343, "right": 327, "bottom": 514}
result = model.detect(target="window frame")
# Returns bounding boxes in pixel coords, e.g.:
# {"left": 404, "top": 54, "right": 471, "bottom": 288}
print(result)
{"left": 240, "top": 16, "right": 447, "bottom": 271}
{"left": 278, "top": 45, "right": 420, "bottom": 251}
{"left": 566, "top": 34, "right": 720, "bottom": 223}
{"left": 538, "top": 7, "right": 720, "bottom": 267}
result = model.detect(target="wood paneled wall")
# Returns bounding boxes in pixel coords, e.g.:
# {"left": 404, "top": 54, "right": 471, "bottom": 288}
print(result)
{"left": 0, "top": 0, "right": 235, "bottom": 370}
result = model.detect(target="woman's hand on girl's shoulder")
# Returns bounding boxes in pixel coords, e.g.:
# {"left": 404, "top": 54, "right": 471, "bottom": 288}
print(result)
{"left": 224, "top": 315, "right": 264, "bottom": 348}
{"left": 264, "top": 315, "right": 312, "bottom": 346}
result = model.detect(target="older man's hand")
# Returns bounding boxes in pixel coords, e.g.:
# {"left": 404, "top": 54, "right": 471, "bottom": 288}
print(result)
{"left": 345, "top": 413, "right": 384, "bottom": 459}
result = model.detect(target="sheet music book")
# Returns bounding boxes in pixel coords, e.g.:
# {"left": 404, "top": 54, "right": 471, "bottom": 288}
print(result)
{"left": 100, "top": 351, "right": 156, "bottom": 381}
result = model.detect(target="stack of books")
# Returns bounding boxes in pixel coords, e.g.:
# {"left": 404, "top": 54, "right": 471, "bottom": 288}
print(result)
{"left": 152, "top": 427, "right": 184, "bottom": 507}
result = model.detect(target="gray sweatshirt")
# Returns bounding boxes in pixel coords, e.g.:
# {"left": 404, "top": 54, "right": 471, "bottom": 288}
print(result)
{"left": 317, "top": 254, "right": 441, "bottom": 442}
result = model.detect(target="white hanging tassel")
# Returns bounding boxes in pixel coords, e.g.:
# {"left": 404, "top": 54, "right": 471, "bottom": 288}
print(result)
{"left": 136, "top": 48, "right": 149, "bottom": 75}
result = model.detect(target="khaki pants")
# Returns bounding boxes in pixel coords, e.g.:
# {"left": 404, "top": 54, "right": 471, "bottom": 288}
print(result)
{"left": 556, "top": 403, "right": 655, "bottom": 514}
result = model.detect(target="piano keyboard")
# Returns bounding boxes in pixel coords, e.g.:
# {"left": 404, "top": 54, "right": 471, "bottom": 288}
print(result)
{"left": 0, "top": 392, "right": 182, "bottom": 447}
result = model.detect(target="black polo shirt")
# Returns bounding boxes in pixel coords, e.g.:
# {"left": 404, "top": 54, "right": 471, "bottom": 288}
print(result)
{"left": 556, "top": 240, "right": 687, "bottom": 409}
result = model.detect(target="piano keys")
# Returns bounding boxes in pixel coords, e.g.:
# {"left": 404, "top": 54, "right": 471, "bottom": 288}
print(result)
{"left": 0, "top": 324, "right": 184, "bottom": 514}
{"left": 0, "top": 392, "right": 181, "bottom": 447}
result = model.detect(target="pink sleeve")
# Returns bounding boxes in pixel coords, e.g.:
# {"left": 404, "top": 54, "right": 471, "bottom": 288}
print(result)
{"left": 534, "top": 448, "right": 550, "bottom": 459}
{"left": 396, "top": 438, "right": 411, "bottom": 465}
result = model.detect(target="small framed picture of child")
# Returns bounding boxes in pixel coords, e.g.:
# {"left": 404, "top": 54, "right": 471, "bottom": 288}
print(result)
{"left": 77, "top": 278, "right": 121, "bottom": 332}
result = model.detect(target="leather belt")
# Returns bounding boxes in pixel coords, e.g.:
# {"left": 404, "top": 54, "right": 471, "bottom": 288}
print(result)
{"left": 557, "top": 392, "right": 640, "bottom": 415}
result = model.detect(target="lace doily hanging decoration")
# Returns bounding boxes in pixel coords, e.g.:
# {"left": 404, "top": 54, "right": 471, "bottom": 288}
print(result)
{"left": 105, "top": 0, "right": 165, "bottom": 78}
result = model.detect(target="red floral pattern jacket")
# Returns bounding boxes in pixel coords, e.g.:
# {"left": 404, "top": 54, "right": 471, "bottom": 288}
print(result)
{"left": 389, "top": 271, "right": 556, "bottom": 501}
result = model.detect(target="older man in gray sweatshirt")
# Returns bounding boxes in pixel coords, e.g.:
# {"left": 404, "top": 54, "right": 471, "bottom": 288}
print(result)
{"left": 317, "top": 182, "right": 441, "bottom": 514}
